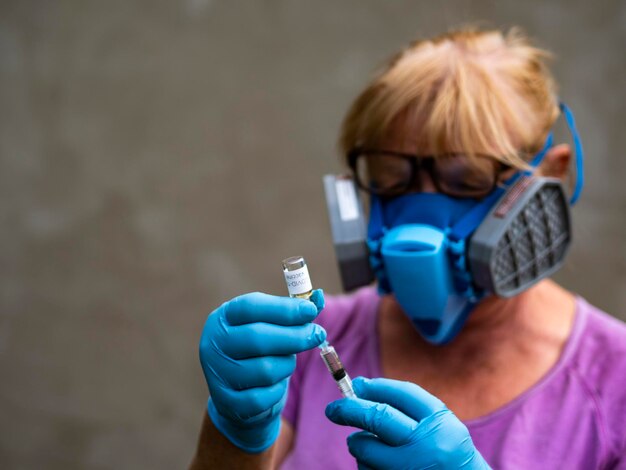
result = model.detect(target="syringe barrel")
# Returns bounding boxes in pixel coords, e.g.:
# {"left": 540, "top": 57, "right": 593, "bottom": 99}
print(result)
{"left": 320, "top": 345, "right": 343, "bottom": 376}
{"left": 337, "top": 374, "right": 356, "bottom": 398}
{"left": 320, "top": 344, "right": 356, "bottom": 398}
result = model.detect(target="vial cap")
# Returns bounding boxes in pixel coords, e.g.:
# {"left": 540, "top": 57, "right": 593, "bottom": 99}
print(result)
{"left": 282, "top": 256, "right": 306, "bottom": 271}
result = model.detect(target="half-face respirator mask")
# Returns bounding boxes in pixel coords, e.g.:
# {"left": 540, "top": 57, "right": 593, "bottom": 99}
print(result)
{"left": 324, "top": 103, "right": 584, "bottom": 344}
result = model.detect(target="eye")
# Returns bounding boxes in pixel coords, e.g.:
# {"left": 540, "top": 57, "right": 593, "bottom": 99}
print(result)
{"left": 356, "top": 153, "right": 413, "bottom": 193}
{"left": 433, "top": 154, "right": 499, "bottom": 196}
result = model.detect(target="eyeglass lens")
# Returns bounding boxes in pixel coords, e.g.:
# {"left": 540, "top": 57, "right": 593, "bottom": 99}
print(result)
{"left": 354, "top": 151, "right": 500, "bottom": 198}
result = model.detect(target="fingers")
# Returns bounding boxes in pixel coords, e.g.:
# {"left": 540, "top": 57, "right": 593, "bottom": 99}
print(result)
{"left": 352, "top": 376, "right": 446, "bottom": 422}
{"left": 348, "top": 431, "right": 395, "bottom": 470}
{"left": 211, "top": 378, "right": 289, "bottom": 423}
{"left": 220, "top": 323, "right": 326, "bottom": 358}
{"left": 207, "top": 355, "right": 297, "bottom": 390}
{"left": 325, "top": 397, "right": 417, "bottom": 446}
{"left": 309, "top": 289, "right": 325, "bottom": 311}
{"left": 225, "top": 291, "right": 324, "bottom": 326}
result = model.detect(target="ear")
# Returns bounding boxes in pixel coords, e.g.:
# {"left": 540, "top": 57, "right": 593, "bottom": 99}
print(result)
{"left": 537, "top": 144, "right": 571, "bottom": 180}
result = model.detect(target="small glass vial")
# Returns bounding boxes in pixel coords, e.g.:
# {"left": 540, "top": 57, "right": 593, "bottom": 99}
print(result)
{"left": 282, "top": 256, "right": 313, "bottom": 299}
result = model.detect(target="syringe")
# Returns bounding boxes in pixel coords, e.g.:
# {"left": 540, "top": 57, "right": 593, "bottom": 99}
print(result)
{"left": 282, "top": 256, "right": 357, "bottom": 399}
{"left": 318, "top": 341, "right": 356, "bottom": 398}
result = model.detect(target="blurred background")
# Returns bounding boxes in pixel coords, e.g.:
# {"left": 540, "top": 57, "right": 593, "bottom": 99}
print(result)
{"left": 0, "top": 0, "right": 624, "bottom": 468}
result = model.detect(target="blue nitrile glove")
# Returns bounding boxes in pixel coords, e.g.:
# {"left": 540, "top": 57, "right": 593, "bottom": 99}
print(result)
{"left": 199, "top": 289, "right": 326, "bottom": 453}
{"left": 325, "top": 377, "right": 491, "bottom": 470}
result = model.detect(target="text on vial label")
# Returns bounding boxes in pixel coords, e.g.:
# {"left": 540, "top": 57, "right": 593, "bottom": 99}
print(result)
{"left": 283, "top": 265, "right": 313, "bottom": 295}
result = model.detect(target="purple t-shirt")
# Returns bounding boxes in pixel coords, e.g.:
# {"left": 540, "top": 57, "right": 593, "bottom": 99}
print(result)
{"left": 281, "top": 287, "right": 626, "bottom": 469}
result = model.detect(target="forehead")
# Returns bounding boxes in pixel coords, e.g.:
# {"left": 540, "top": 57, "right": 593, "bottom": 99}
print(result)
{"left": 372, "top": 109, "right": 507, "bottom": 168}
{"left": 373, "top": 110, "right": 426, "bottom": 153}
{"left": 360, "top": 112, "right": 507, "bottom": 181}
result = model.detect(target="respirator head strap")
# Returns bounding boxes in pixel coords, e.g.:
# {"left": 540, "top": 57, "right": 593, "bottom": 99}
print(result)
{"left": 559, "top": 102, "right": 585, "bottom": 205}
{"left": 524, "top": 102, "right": 584, "bottom": 205}
{"left": 367, "top": 194, "right": 393, "bottom": 294}
{"left": 528, "top": 132, "right": 553, "bottom": 169}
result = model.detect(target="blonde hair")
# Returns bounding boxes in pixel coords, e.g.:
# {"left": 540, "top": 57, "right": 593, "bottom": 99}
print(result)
{"left": 339, "top": 27, "right": 560, "bottom": 169}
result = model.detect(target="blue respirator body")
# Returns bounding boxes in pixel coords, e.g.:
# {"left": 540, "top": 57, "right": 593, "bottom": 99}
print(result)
{"left": 323, "top": 103, "right": 584, "bottom": 344}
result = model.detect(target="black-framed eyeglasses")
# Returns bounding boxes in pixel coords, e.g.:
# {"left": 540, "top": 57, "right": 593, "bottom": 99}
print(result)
{"left": 347, "top": 148, "right": 509, "bottom": 199}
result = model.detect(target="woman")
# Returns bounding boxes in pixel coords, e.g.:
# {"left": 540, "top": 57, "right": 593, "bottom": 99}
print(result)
{"left": 191, "top": 28, "right": 626, "bottom": 469}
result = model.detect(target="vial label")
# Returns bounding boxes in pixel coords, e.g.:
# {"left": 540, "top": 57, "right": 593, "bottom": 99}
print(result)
{"left": 335, "top": 179, "right": 359, "bottom": 221}
{"left": 283, "top": 265, "right": 313, "bottom": 296}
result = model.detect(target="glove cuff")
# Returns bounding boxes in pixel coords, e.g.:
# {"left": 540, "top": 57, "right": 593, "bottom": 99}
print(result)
{"left": 207, "top": 398, "right": 281, "bottom": 454}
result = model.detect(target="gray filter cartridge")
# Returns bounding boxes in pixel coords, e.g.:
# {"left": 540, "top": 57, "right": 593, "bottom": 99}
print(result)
{"left": 469, "top": 177, "right": 572, "bottom": 297}
{"left": 323, "top": 175, "right": 374, "bottom": 291}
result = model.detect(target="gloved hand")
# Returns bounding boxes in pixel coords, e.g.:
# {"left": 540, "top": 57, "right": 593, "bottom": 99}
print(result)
{"left": 200, "top": 290, "right": 326, "bottom": 453}
{"left": 325, "top": 377, "right": 491, "bottom": 470}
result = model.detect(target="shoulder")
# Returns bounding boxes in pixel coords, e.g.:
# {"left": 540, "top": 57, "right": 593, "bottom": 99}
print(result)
{"left": 574, "top": 297, "right": 626, "bottom": 372}
{"left": 316, "top": 286, "right": 381, "bottom": 343}
{"left": 570, "top": 297, "right": 626, "bottom": 459}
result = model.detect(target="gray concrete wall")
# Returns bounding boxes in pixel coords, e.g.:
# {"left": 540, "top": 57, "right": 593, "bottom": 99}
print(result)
{"left": 1, "top": 1, "right": 624, "bottom": 468}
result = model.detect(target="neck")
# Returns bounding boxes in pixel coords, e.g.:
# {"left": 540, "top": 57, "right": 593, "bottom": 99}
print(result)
{"left": 380, "top": 279, "right": 576, "bottom": 364}
{"left": 378, "top": 279, "right": 576, "bottom": 420}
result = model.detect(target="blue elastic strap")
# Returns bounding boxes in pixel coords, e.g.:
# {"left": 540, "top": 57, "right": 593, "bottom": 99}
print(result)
{"left": 559, "top": 102, "right": 585, "bottom": 205}
{"left": 366, "top": 194, "right": 392, "bottom": 294}
{"left": 528, "top": 133, "right": 554, "bottom": 169}
{"left": 367, "top": 194, "right": 385, "bottom": 240}
{"left": 447, "top": 188, "right": 504, "bottom": 242}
